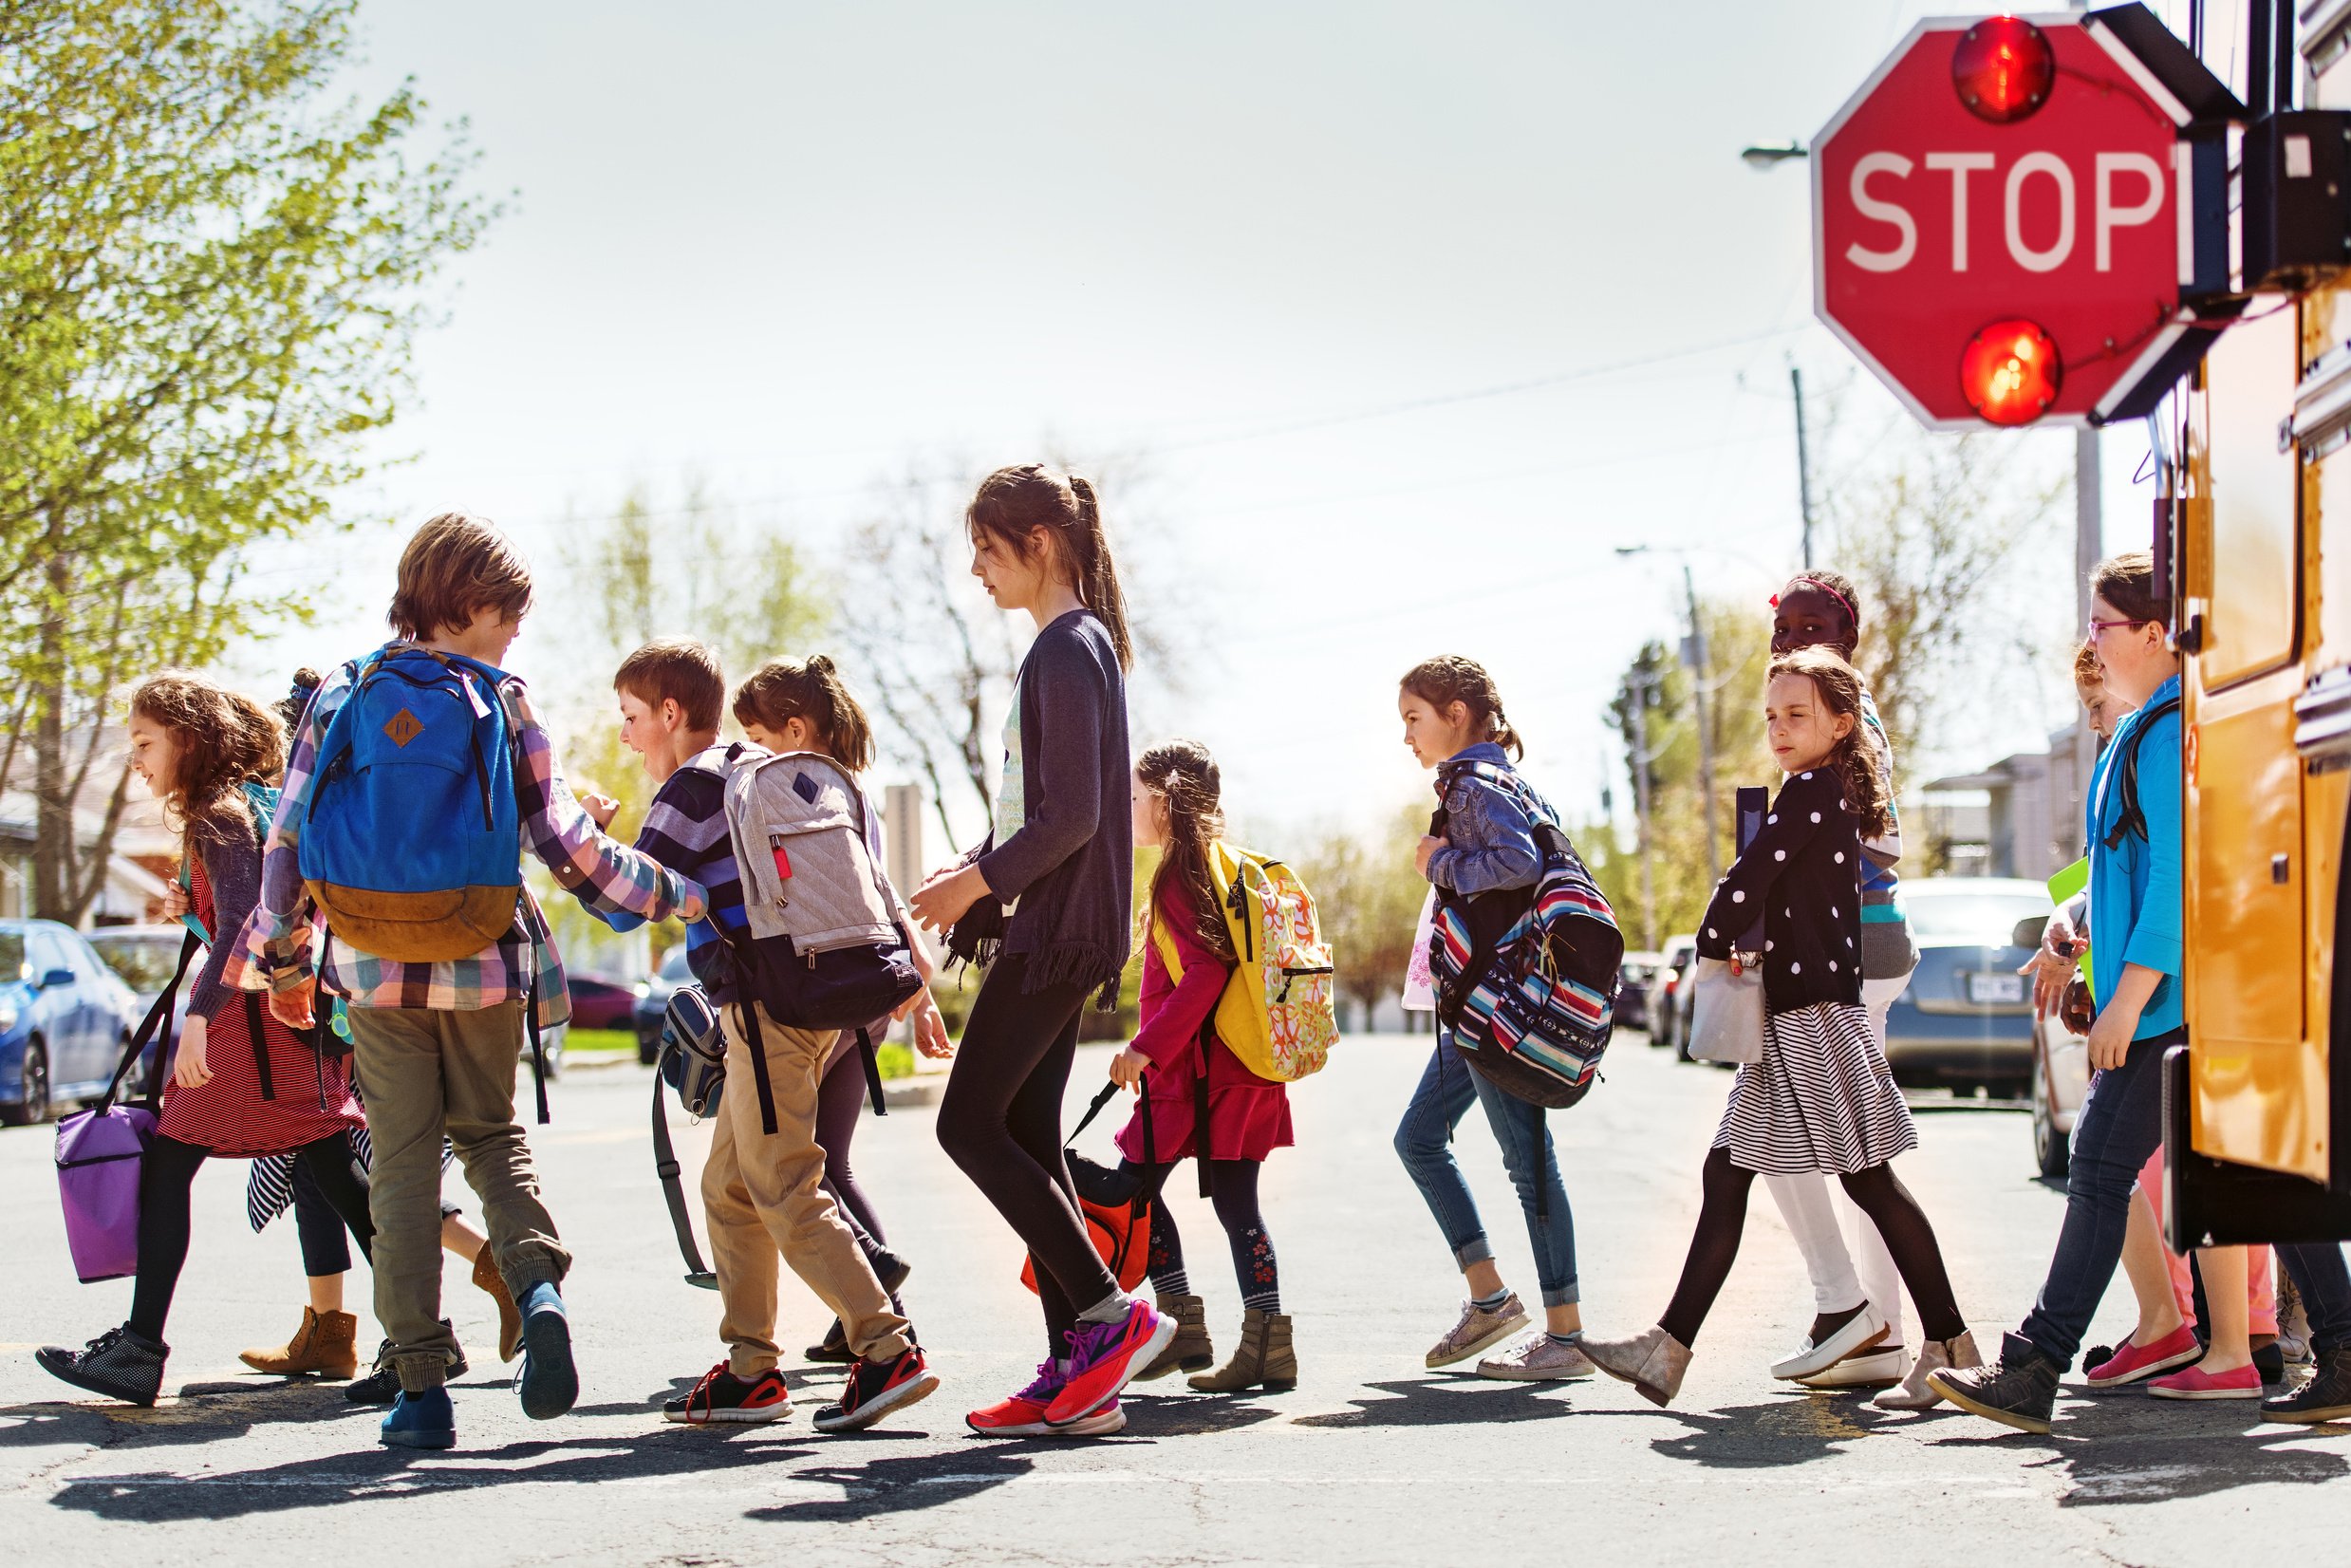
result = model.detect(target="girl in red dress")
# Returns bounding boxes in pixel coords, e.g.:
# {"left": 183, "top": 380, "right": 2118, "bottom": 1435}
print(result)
{"left": 37, "top": 674, "right": 370, "bottom": 1407}
{"left": 1109, "top": 740, "right": 1297, "bottom": 1393}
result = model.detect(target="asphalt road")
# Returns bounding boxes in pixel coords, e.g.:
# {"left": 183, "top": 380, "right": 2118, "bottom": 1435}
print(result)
{"left": 3, "top": 1030, "right": 2346, "bottom": 1567}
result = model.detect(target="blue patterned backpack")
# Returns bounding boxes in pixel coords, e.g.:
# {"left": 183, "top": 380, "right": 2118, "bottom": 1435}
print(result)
{"left": 1427, "top": 760, "right": 1623, "bottom": 1110}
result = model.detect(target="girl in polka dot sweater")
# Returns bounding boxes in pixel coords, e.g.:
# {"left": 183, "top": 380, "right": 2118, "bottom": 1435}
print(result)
{"left": 1582, "top": 648, "right": 1978, "bottom": 1409}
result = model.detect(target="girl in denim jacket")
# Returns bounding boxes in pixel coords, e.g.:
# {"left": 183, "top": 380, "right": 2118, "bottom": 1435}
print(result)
{"left": 1391, "top": 656, "right": 1591, "bottom": 1382}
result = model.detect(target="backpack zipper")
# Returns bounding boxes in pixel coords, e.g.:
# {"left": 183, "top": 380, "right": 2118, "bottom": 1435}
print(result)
{"left": 1275, "top": 964, "right": 1332, "bottom": 1003}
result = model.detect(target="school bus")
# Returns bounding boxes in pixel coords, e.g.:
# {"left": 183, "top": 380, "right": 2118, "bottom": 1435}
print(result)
{"left": 2169, "top": 10, "right": 2351, "bottom": 1248}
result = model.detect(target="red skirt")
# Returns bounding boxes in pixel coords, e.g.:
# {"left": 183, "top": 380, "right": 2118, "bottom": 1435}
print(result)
{"left": 1113, "top": 1036, "right": 1293, "bottom": 1166}
{"left": 158, "top": 992, "right": 364, "bottom": 1157}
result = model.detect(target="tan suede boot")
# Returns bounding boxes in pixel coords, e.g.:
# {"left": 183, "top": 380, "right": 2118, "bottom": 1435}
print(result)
{"left": 239, "top": 1307, "right": 360, "bottom": 1379}
{"left": 1188, "top": 1309, "right": 1296, "bottom": 1392}
{"left": 1137, "top": 1293, "right": 1212, "bottom": 1380}
{"left": 1582, "top": 1324, "right": 1692, "bottom": 1408}
{"left": 473, "top": 1248, "right": 524, "bottom": 1363}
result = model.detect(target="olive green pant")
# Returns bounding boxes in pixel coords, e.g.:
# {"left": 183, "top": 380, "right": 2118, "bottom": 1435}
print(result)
{"left": 348, "top": 999, "right": 569, "bottom": 1392}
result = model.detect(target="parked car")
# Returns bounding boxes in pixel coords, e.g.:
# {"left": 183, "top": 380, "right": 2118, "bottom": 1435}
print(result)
{"left": 633, "top": 947, "right": 696, "bottom": 1064}
{"left": 1, "top": 919, "right": 143, "bottom": 1126}
{"left": 1646, "top": 934, "right": 1697, "bottom": 1052}
{"left": 2030, "top": 981, "right": 2090, "bottom": 1179}
{"left": 1879, "top": 878, "right": 2053, "bottom": 1096}
{"left": 86, "top": 924, "right": 191, "bottom": 1059}
{"left": 565, "top": 972, "right": 638, "bottom": 1033}
{"left": 1616, "top": 950, "right": 1664, "bottom": 1033}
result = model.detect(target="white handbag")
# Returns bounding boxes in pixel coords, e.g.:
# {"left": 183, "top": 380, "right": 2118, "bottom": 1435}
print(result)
{"left": 1687, "top": 956, "right": 1764, "bottom": 1065}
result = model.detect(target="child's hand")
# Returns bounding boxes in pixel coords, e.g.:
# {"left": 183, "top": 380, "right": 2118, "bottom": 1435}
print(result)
{"left": 910, "top": 994, "right": 954, "bottom": 1058}
{"left": 160, "top": 884, "right": 190, "bottom": 921}
{"left": 1415, "top": 835, "right": 1446, "bottom": 877}
{"left": 578, "top": 790, "right": 620, "bottom": 831}
{"left": 910, "top": 865, "right": 988, "bottom": 935}
{"left": 2085, "top": 1004, "right": 2134, "bottom": 1072}
{"left": 1108, "top": 1045, "right": 1150, "bottom": 1090}
{"left": 172, "top": 1015, "right": 212, "bottom": 1089}
{"left": 269, "top": 978, "right": 317, "bottom": 1031}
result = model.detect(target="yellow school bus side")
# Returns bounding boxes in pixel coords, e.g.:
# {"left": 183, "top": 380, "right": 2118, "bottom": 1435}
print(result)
{"left": 2181, "top": 300, "right": 2332, "bottom": 1185}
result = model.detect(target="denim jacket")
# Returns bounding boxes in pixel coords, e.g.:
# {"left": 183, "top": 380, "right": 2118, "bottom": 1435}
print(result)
{"left": 1425, "top": 742, "right": 1549, "bottom": 898}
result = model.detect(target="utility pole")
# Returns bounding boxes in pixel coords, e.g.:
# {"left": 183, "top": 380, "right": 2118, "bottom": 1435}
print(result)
{"left": 1791, "top": 364, "right": 1817, "bottom": 569}
{"left": 1682, "top": 563, "right": 1721, "bottom": 885}
{"left": 2069, "top": 422, "right": 2101, "bottom": 864}
{"left": 1626, "top": 667, "right": 1660, "bottom": 950}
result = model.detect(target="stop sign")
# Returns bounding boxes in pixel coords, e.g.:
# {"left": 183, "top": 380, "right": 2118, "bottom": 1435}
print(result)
{"left": 1815, "top": 14, "right": 2207, "bottom": 428}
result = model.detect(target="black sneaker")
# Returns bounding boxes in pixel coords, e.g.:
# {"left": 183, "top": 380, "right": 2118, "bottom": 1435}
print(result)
{"left": 804, "top": 1318, "right": 855, "bottom": 1364}
{"left": 345, "top": 1329, "right": 468, "bottom": 1407}
{"left": 2264, "top": 1347, "right": 2351, "bottom": 1424}
{"left": 663, "top": 1362, "right": 793, "bottom": 1425}
{"left": 812, "top": 1343, "right": 939, "bottom": 1433}
{"left": 36, "top": 1325, "right": 167, "bottom": 1406}
{"left": 1928, "top": 1332, "right": 2061, "bottom": 1434}
{"left": 806, "top": 1257, "right": 912, "bottom": 1363}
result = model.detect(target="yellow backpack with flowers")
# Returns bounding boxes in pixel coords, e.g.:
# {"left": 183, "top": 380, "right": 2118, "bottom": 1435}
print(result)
{"left": 1148, "top": 841, "right": 1338, "bottom": 1082}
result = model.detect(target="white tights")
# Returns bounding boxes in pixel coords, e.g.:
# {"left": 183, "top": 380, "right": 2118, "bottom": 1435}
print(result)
{"left": 1762, "top": 973, "right": 1913, "bottom": 1349}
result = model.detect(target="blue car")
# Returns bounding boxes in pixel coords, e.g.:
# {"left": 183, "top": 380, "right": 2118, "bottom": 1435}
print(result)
{"left": 1, "top": 919, "right": 146, "bottom": 1127}
{"left": 1879, "top": 878, "right": 2053, "bottom": 1097}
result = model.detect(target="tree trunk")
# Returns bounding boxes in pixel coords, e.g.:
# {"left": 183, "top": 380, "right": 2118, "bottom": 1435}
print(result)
{"left": 33, "top": 512, "right": 70, "bottom": 922}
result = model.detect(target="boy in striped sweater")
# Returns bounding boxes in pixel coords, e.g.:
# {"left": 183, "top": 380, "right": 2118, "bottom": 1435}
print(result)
{"left": 588, "top": 638, "right": 934, "bottom": 1432}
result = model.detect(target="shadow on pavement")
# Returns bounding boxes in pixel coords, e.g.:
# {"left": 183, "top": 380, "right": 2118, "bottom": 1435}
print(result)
{"left": 1288, "top": 1378, "right": 1574, "bottom": 1429}
{"left": 744, "top": 1447, "right": 1036, "bottom": 1523}
{"left": 1117, "top": 1392, "right": 1282, "bottom": 1437}
{"left": 47, "top": 1428, "right": 824, "bottom": 1523}
{"left": 2, "top": 1381, "right": 372, "bottom": 1453}
{"left": 1643, "top": 1395, "right": 1891, "bottom": 1467}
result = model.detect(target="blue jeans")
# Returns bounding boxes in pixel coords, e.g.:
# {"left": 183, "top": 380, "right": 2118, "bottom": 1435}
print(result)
{"left": 1391, "top": 1035, "right": 1577, "bottom": 1307}
{"left": 2019, "top": 1027, "right": 2177, "bottom": 1369}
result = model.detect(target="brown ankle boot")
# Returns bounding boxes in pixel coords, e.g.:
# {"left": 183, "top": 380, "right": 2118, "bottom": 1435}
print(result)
{"left": 1137, "top": 1294, "right": 1212, "bottom": 1380}
{"left": 1187, "top": 1309, "right": 1296, "bottom": 1392}
{"left": 239, "top": 1307, "right": 360, "bottom": 1379}
{"left": 473, "top": 1248, "right": 523, "bottom": 1363}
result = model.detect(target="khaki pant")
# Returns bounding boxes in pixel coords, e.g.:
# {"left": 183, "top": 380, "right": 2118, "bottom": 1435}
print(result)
{"left": 348, "top": 1000, "right": 569, "bottom": 1391}
{"left": 706, "top": 1000, "right": 908, "bottom": 1375}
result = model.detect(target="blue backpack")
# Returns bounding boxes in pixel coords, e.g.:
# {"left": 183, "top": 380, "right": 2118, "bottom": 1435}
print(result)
{"left": 299, "top": 646, "right": 522, "bottom": 962}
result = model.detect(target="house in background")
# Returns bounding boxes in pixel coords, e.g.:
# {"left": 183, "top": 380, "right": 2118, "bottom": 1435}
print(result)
{"left": 1919, "top": 720, "right": 2099, "bottom": 883}
{"left": 0, "top": 725, "right": 180, "bottom": 926}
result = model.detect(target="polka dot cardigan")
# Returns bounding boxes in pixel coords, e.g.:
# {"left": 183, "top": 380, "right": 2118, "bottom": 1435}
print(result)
{"left": 1692, "top": 765, "right": 1865, "bottom": 1014}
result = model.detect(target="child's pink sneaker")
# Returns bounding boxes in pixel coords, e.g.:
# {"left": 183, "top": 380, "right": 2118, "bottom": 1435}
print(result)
{"left": 1045, "top": 1300, "right": 1174, "bottom": 1428}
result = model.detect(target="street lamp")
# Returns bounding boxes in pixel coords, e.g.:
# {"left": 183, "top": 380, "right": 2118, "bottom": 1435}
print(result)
{"left": 1740, "top": 140, "right": 1808, "bottom": 169}
{"left": 1738, "top": 139, "right": 1818, "bottom": 567}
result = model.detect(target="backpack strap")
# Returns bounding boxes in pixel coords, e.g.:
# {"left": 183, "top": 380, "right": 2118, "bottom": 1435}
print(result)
{"left": 526, "top": 975, "right": 550, "bottom": 1126}
{"left": 2101, "top": 695, "right": 2182, "bottom": 851}
{"left": 648, "top": 1059, "right": 718, "bottom": 1290}
{"left": 243, "top": 992, "right": 276, "bottom": 1101}
{"left": 99, "top": 931, "right": 202, "bottom": 1114}
{"left": 857, "top": 1025, "right": 887, "bottom": 1117}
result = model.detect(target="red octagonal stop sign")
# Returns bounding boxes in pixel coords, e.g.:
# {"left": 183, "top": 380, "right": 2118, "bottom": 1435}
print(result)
{"left": 1815, "top": 13, "right": 2196, "bottom": 428}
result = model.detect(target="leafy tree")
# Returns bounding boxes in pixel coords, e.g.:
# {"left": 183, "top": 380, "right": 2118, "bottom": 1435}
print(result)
{"left": 0, "top": 0, "right": 492, "bottom": 918}
{"left": 1293, "top": 805, "right": 1429, "bottom": 1032}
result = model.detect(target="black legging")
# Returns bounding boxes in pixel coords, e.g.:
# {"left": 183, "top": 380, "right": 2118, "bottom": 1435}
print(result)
{"left": 1659, "top": 1147, "right": 1966, "bottom": 1349}
{"left": 132, "top": 1133, "right": 373, "bottom": 1341}
{"left": 1130, "top": 1158, "right": 1281, "bottom": 1312}
{"left": 936, "top": 954, "right": 1118, "bottom": 1358}
{"left": 817, "top": 1039, "right": 889, "bottom": 1255}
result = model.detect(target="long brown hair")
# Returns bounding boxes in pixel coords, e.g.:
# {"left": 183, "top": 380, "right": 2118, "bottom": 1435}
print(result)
{"left": 731, "top": 655, "right": 876, "bottom": 772}
{"left": 1398, "top": 655, "right": 1523, "bottom": 758}
{"left": 966, "top": 464, "right": 1133, "bottom": 671}
{"left": 1137, "top": 739, "right": 1235, "bottom": 961}
{"left": 1765, "top": 647, "right": 1890, "bottom": 840}
{"left": 130, "top": 672, "right": 285, "bottom": 846}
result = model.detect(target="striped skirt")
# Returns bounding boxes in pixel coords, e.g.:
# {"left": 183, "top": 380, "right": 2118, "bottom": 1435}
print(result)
{"left": 1712, "top": 1001, "right": 1916, "bottom": 1175}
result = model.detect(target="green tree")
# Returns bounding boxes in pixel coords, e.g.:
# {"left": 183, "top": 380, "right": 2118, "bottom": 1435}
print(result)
{"left": 1293, "top": 805, "right": 1429, "bottom": 1033}
{"left": 0, "top": 0, "right": 491, "bottom": 918}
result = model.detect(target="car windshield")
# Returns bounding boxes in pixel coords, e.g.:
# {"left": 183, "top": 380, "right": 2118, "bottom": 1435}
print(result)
{"left": 0, "top": 932, "right": 22, "bottom": 981}
{"left": 91, "top": 935, "right": 180, "bottom": 994}
{"left": 1905, "top": 889, "right": 2049, "bottom": 946}
{"left": 661, "top": 949, "right": 694, "bottom": 980}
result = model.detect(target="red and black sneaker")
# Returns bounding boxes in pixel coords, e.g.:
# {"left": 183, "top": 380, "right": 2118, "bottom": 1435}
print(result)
{"left": 813, "top": 1344, "right": 939, "bottom": 1433}
{"left": 662, "top": 1363, "right": 793, "bottom": 1426}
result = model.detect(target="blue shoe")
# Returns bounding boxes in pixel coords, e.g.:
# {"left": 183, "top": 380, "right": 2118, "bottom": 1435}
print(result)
{"left": 380, "top": 1387, "right": 456, "bottom": 1449}
{"left": 515, "top": 1281, "right": 577, "bottom": 1420}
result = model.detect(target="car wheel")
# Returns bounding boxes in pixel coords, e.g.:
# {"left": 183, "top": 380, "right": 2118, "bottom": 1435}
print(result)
{"left": 2, "top": 1038, "right": 50, "bottom": 1127}
{"left": 2031, "top": 1047, "right": 2068, "bottom": 1180}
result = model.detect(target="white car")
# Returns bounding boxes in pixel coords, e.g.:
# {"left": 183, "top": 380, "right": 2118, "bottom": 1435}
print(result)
{"left": 2030, "top": 983, "right": 2090, "bottom": 1179}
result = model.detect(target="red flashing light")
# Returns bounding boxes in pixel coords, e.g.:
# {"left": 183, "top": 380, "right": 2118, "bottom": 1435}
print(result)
{"left": 1951, "top": 17, "right": 2054, "bottom": 123}
{"left": 1960, "top": 319, "right": 2062, "bottom": 425}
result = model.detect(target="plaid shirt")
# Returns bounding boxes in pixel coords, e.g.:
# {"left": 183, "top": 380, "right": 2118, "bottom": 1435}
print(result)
{"left": 226, "top": 647, "right": 705, "bottom": 1022}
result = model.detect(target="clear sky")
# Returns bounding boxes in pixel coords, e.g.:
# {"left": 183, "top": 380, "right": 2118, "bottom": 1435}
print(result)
{"left": 240, "top": 0, "right": 2213, "bottom": 849}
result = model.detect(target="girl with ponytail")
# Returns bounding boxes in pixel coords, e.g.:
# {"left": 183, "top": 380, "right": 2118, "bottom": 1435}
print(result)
{"left": 1105, "top": 740, "right": 1298, "bottom": 1394}
{"left": 732, "top": 652, "right": 948, "bottom": 1365}
{"left": 910, "top": 463, "right": 1171, "bottom": 1437}
{"left": 39, "top": 673, "right": 371, "bottom": 1409}
{"left": 1392, "top": 655, "right": 1594, "bottom": 1382}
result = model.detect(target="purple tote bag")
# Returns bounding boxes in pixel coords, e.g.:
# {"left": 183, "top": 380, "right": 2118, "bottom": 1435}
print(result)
{"left": 53, "top": 930, "right": 197, "bottom": 1284}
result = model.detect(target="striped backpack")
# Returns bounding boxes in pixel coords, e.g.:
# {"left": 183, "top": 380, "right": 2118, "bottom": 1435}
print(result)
{"left": 1427, "top": 760, "right": 1623, "bottom": 1110}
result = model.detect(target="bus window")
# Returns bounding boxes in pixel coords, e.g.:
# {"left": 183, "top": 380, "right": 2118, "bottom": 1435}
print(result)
{"left": 2198, "top": 307, "right": 2300, "bottom": 687}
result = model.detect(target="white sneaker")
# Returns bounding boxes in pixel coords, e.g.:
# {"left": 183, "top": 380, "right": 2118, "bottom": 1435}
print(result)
{"left": 1795, "top": 1347, "right": 1908, "bottom": 1390}
{"left": 1770, "top": 1305, "right": 1889, "bottom": 1381}
{"left": 1477, "top": 1335, "right": 1597, "bottom": 1381}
